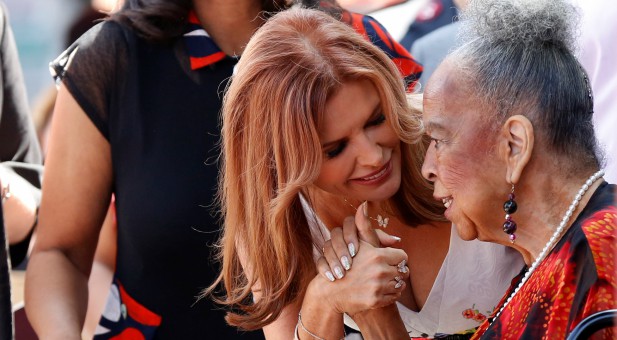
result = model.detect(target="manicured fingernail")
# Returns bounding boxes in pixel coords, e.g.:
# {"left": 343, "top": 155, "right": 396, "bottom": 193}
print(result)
{"left": 348, "top": 243, "right": 356, "bottom": 257}
{"left": 325, "top": 271, "right": 335, "bottom": 282}
{"left": 334, "top": 266, "right": 344, "bottom": 279}
{"left": 362, "top": 201, "right": 368, "bottom": 217}
{"left": 391, "top": 236, "right": 401, "bottom": 242}
{"left": 341, "top": 256, "right": 351, "bottom": 270}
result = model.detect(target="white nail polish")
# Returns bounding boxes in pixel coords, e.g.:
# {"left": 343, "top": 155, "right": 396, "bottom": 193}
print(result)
{"left": 341, "top": 256, "right": 351, "bottom": 270}
{"left": 395, "top": 280, "right": 404, "bottom": 289}
{"left": 334, "top": 266, "right": 344, "bottom": 279}
{"left": 348, "top": 243, "right": 356, "bottom": 257}
{"left": 325, "top": 271, "right": 335, "bottom": 282}
{"left": 392, "top": 236, "right": 401, "bottom": 242}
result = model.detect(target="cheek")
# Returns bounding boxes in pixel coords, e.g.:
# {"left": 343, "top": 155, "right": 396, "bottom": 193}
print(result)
{"left": 437, "top": 152, "right": 473, "bottom": 191}
{"left": 314, "top": 158, "right": 353, "bottom": 191}
{"left": 381, "top": 125, "right": 400, "bottom": 147}
{"left": 438, "top": 143, "right": 489, "bottom": 193}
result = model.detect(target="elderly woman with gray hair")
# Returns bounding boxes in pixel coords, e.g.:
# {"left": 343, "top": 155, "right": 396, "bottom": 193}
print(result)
{"left": 419, "top": 0, "right": 617, "bottom": 338}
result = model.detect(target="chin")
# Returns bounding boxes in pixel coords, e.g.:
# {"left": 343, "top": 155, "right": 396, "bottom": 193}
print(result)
{"left": 453, "top": 222, "right": 479, "bottom": 241}
{"left": 379, "top": 176, "right": 402, "bottom": 201}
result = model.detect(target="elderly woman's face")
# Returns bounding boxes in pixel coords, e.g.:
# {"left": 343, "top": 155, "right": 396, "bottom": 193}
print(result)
{"left": 421, "top": 60, "right": 505, "bottom": 241}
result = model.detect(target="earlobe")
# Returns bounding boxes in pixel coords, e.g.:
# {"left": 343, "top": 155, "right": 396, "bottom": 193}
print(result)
{"left": 502, "top": 115, "right": 534, "bottom": 184}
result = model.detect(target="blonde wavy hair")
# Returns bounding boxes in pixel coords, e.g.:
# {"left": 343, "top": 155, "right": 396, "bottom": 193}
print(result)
{"left": 207, "top": 7, "right": 444, "bottom": 330}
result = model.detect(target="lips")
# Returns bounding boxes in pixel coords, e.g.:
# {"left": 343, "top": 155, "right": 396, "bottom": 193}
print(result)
{"left": 351, "top": 160, "right": 392, "bottom": 184}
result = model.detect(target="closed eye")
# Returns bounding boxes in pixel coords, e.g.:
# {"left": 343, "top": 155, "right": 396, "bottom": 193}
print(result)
{"left": 325, "top": 141, "right": 347, "bottom": 159}
{"left": 430, "top": 138, "right": 442, "bottom": 149}
{"left": 366, "top": 113, "right": 386, "bottom": 127}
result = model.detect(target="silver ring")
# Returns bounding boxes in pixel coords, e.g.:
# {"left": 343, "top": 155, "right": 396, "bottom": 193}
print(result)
{"left": 397, "top": 260, "right": 408, "bottom": 273}
{"left": 394, "top": 276, "right": 404, "bottom": 289}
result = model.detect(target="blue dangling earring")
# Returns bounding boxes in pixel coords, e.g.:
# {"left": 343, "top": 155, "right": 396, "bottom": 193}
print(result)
{"left": 503, "top": 184, "right": 518, "bottom": 243}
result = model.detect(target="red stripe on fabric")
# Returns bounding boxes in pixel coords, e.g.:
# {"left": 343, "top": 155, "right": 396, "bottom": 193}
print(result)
{"left": 393, "top": 38, "right": 415, "bottom": 59}
{"left": 393, "top": 57, "right": 423, "bottom": 77}
{"left": 190, "top": 52, "right": 227, "bottom": 70}
{"left": 350, "top": 13, "right": 369, "bottom": 40}
{"left": 110, "top": 328, "right": 146, "bottom": 340}
{"left": 118, "top": 284, "right": 162, "bottom": 326}
{"left": 368, "top": 21, "right": 394, "bottom": 51}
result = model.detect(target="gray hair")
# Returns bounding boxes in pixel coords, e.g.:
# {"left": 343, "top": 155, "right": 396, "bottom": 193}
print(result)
{"left": 450, "top": 0, "right": 601, "bottom": 168}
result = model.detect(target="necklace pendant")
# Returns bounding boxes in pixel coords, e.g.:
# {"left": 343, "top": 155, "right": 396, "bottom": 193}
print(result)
{"left": 377, "top": 215, "right": 389, "bottom": 228}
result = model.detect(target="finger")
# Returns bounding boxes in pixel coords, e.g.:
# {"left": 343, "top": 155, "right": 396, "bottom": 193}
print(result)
{"left": 372, "top": 288, "right": 405, "bottom": 310}
{"left": 341, "top": 218, "right": 359, "bottom": 258}
{"left": 376, "top": 247, "right": 410, "bottom": 280}
{"left": 316, "top": 256, "right": 336, "bottom": 282}
{"left": 330, "top": 227, "right": 352, "bottom": 271}
{"left": 375, "top": 229, "right": 402, "bottom": 247}
{"left": 379, "top": 247, "right": 408, "bottom": 267}
{"left": 323, "top": 240, "right": 345, "bottom": 279}
{"left": 355, "top": 201, "right": 380, "bottom": 247}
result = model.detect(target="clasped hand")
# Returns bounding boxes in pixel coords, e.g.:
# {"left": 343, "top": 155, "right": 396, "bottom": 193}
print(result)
{"left": 315, "top": 202, "right": 408, "bottom": 316}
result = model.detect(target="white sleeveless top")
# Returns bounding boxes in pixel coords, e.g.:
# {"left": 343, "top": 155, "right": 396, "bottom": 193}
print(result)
{"left": 301, "top": 196, "right": 524, "bottom": 338}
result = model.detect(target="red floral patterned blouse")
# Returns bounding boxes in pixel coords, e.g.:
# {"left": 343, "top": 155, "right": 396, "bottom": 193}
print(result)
{"left": 472, "top": 182, "right": 616, "bottom": 340}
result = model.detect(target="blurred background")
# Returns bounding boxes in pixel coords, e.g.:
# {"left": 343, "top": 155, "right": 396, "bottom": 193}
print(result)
{"left": 4, "top": 0, "right": 443, "bottom": 112}
{"left": 4, "top": 0, "right": 118, "bottom": 108}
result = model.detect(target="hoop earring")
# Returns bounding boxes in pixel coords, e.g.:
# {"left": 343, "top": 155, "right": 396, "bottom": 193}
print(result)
{"left": 503, "top": 184, "right": 518, "bottom": 243}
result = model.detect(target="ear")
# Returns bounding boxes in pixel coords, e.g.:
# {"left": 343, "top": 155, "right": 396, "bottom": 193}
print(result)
{"left": 501, "top": 115, "right": 534, "bottom": 185}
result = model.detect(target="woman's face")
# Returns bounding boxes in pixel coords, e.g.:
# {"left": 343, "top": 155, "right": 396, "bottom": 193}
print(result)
{"left": 421, "top": 60, "right": 506, "bottom": 241}
{"left": 314, "top": 79, "right": 402, "bottom": 203}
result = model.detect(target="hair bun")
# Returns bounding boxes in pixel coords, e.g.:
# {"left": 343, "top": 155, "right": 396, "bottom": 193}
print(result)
{"left": 460, "top": 0, "right": 579, "bottom": 50}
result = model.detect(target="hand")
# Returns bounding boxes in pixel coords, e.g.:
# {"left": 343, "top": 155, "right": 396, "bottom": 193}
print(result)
{"left": 313, "top": 204, "right": 409, "bottom": 316}
{"left": 326, "top": 239, "right": 408, "bottom": 316}
{"left": 317, "top": 202, "right": 402, "bottom": 281}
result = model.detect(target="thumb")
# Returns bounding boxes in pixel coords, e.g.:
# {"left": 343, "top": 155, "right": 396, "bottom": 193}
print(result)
{"left": 356, "top": 201, "right": 380, "bottom": 247}
{"left": 375, "top": 229, "right": 402, "bottom": 247}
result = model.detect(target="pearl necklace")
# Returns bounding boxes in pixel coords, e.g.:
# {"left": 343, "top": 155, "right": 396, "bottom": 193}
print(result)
{"left": 490, "top": 169, "right": 605, "bottom": 323}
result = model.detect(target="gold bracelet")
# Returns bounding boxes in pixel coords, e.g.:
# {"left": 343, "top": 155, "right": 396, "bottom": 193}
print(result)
{"left": 297, "top": 312, "right": 345, "bottom": 340}
{"left": 1, "top": 182, "right": 10, "bottom": 203}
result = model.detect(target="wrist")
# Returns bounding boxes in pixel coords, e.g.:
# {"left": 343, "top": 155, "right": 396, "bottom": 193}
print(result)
{"left": 297, "top": 276, "right": 345, "bottom": 339}
{"left": 305, "top": 275, "right": 344, "bottom": 315}
{"left": 352, "top": 304, "right": 408, "bottom": 339}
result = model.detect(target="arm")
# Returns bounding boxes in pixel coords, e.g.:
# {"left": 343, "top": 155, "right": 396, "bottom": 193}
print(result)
{"left": 25, "top": 85, "right": 112, "bottom": 339}
{"left": 261, "top": 299, "right": 302, "bottom": 339}
{"left": 352, "top": 305, "right": 409, "bottom": 340}
{"left": 82, "top": 201, "right": 117, "bottom": 339}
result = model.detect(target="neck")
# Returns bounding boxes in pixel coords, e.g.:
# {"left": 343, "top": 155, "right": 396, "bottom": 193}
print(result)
{"left": 505, "top": 170, "right": 603, "bottom": 265}
{"left": 193, "top": 0, "right": 265, "bottom": 56}
{"left": 305, "top": 187, "right": 393, "bottom": 230}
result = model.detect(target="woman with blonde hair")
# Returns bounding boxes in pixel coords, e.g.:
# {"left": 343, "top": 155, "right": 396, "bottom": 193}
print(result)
{"left": 210, "top": 7, "right": 523, "bottom": 339}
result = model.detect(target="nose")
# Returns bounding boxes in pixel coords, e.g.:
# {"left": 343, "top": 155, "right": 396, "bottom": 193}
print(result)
{"left": 356, "top": 133, "right": 384, "bottom": 167}
{"left": 421, "top": 141, "right": 437, "bottom": 182}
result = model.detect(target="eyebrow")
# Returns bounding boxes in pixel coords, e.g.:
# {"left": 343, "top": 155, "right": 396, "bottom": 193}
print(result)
{"left": 321, "top": 102, "right": 382, "bottom": 148}
{"left": 425, "top": 120, "right": 448, "bottom": 134}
